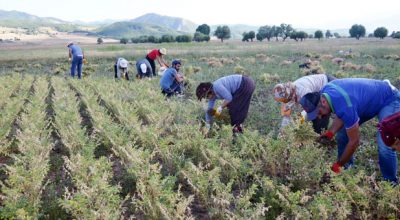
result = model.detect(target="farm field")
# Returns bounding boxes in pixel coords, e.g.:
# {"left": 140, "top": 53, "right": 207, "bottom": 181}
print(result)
{"left": 0, "top": 38, "right": 399, "bottom": 219}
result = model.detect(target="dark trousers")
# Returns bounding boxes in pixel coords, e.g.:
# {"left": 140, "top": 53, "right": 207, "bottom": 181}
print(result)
{"left": 146, "top": 56, "right": 156, "bottom": 76}
{"left": 228, "top": 76, "right": 256, "bottom": 126}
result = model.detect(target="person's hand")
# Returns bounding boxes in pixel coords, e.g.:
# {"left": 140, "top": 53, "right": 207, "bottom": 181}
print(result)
{"left": 68, "top": 58, "right": 72, "bottom": 62}
{"left": 331, "top": 162, "right": 341, "bottom": 173}
{"left": 205, "top": 123, "right": 211, "bottom": 130}
{"left": 216, "top": 106, "right": 223, "bottom": 114}
{"left": 83, "top": 58, "right": 88, "bottom": 64}
{"left": 317, "top": 131, "right": 335, "bottom": 146}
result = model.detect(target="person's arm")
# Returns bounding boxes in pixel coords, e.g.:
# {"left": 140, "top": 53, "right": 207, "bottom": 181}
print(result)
{"left": 68, "top": 48, "right": 72, "bottom": 60}
{"left": 159, "top": 55, "right": 168, "bottom": 67}
{"left": 337, "top": 124, "right": 360, "bottom": 166}
{"left": 175, "top": 72, "right": 184, "bottom": 83}
{"left": 206, "top": 99, "right": 216, "bottom": 123}
{"left": 328, "top": 116, "right": 344, "bottom": 134}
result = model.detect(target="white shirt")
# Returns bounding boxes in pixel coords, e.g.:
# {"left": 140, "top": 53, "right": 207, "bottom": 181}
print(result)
{"left": 294, "top": 74, "right": 328, "bottom": 102}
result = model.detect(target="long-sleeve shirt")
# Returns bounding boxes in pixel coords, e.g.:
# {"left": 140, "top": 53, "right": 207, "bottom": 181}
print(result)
{"left": 116, "top": 58, "right": 129, "bottom": 79}
{"left": 206, "top": 74, "right": 243, "bottom": 122}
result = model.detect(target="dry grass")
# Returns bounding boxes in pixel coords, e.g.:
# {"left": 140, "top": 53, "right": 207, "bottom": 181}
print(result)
{"left": 279, "top": 60, "right": 292, "bottom": 66}
{"left": 332, "top": 57, "right": 345, "bottom": 65}
{"left": 321, "top": 54, "right": 333, "bottom": 60}
{"left": 341, "top": 62, "right": 361, "bottom": 71}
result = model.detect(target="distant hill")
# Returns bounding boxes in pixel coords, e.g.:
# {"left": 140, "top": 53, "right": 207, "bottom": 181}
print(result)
{"left": 131, "top": 13, "right": 197, "bottom": 33}
{"left": 96, "top": 21, "right": 183, "bottom": 38}
{"left": 0, "top": 10, "right": 82, "bottom": 32}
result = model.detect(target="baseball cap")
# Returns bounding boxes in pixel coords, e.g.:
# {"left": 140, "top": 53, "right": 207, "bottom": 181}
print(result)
{"left": 299, "top": 92, "right": 321, "bottom": 121}
{"left": 140, "top": 63, "right": 147, "bottom": 73}
{"left": 120, "top": 59, "right": 128, "bottom": 68}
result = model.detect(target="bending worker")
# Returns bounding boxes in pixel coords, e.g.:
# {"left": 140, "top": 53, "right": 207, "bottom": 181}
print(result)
{"left": 273, "top": 73, "right": 336, "bottom": 133}
{"left": 196, "top": 74, "right": 255, "bottom": 135}
{"left": 146, "top": 48, "right": 168, "bottom": 76}
{"left": 136, "top": 59, "right": 153, "bottom": 79}
{"left": 114, "top": 57, "right": 130, "bottom": 80}
{"left": 67, "top": 42, "right": 84, "bottom": 79}
{"left": 299, "top": 78, "right": 399, "bottom": 184}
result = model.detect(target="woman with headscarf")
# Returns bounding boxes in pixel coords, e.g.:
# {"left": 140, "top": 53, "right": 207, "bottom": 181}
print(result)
{"left": 273, "top": 73, "right": 336, "bottom": 133}
{"left": 196, "top": 74, "right": 255, "bottom": 135}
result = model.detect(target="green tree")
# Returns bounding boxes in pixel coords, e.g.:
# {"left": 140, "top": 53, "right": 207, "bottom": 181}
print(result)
{"left": 257, "top": 25, "right": 273, "bottom": 41}
{"left": 214, "top": 25, "right": 231, "bottom": 42}
{"left": 175, "top": 35, "right": 192, "bottom": 42}
{"left": 242, "top": 32, "right": 250, "bottom": 42}
{"left": 280, "top": 23, "right": 294, "bottom": 41}
{"left": 196, "top": 24, "right": 211, "bottom": 35}
{"left": 314, "top": 30, "right": 323, "bottom": 40}
{"left": 373, "top": 27, "right": 388, "bottom": 39}
{"left": 325, "top": 30, "right": 333, "bottom": 38}
{"left": 193, "top": 32, "right": 210, "bottom": 42}
{"left": 97, "top": 37, "right": 103, "bottom": 44}
{"left": 272, "top": 25, "right": 282, "bottom": 41}
{"left": 349, "top": 24, "right": 366, "bottom": 40}
{"left": 394, "top": 32, "right": 400, "bottom": 39}
{"left": 120, "top": 38, "right": 128, "bottom": 44}
{"left": 248, "top": 31, "right": 255, "bottom": 41}
{"left": 160, "top": 35, "right": 175, "bottom": 43}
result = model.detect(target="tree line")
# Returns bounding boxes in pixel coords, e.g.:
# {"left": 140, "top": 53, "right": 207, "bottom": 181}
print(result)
{"left": 95, "top": 23, "right": 400, "bottom": 45}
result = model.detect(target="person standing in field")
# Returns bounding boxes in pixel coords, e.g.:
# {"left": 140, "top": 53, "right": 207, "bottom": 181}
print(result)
{"left": 196, "top": 74, "right": 256, "bottom": 135}
{"left": 135, "top": 59, "right": 153, "bottom": 79}
{"left": 114, "top": 57, "right": 130, "bottom": 80}
{"left": 67, "top": 42, "right": 84, "bottom": 79}
{"left": 299, "top": 78, "right": 399, "bottom": 184}
{"left": 273, "top": 73, "right": 336, "bottom": 133}
{"left": 146, "top": 48, "right": 168, "bottom": 76}
{"left": 160, "top": 60, "right": 184, "bottom": 97}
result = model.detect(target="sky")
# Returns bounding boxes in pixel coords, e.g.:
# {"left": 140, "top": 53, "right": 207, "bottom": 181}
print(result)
{"left": 1, "top": 0, "right": 399, "bottom": 32}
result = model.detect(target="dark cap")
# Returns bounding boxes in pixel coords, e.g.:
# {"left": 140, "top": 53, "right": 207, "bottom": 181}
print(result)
{"left": 299, "top": 92, "right": 321, "bottom": 121}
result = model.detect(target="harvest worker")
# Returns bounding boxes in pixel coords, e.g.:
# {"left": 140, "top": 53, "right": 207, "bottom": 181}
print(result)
{"left": 114, "top": 57, "right": 130, "bottom": 80}
{"left": 146, "top": 48, "right": 168, "bottom": 76}
{"left": 67, "top": 42, "right": 84, "bottom": 79}
{"left": 196, "top": 74, "right": 256, "bottom": 135}
{"left": 299, "top": 78, "right": 400, "bottom": 183}
{"left": 273, "top": 73, "right": 336, "bottom": 133}
{"left": 160, "top": 60, "right": 184, "bottom": 97}
{"left": 135, "top": 59, "right": 153, "bottom": 79}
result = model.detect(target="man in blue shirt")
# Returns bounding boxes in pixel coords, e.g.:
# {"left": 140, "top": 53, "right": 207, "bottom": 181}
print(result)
{"left": 160, "top": 60, "right": 184, "bottom": 97}
{"left": 300, "top": 78, "right": 400, "bottom": 183}
{"left": 67, "top": 42, "right": 84, "bottom": 79}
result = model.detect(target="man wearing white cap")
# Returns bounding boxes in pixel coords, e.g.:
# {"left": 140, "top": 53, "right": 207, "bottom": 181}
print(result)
{"left": 135, "top": 59, "right": 153, "bottom": 79}
{"left": 114, "top": 58, "right": 130, "bottom": 80}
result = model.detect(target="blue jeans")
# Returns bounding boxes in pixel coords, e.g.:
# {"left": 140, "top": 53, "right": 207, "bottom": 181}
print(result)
{"left": 161, "top": 81, "right": 183, "bottom": 97}
{"left": 336, "top": 90, "right": 400, "bottom": 183}
{"left": 71, "top": 56, "right": 83, "bottom": 79}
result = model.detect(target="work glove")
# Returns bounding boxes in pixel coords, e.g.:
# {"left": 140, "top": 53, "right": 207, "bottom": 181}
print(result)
{"left": 331, "top": 162, "right": 341, "bottom": 173}
{"left": 205, "top": 123, "right": 211, "bottom": 129}
{"left": 317, "top": 131, "right": 335, "bottom": 146}
{"left": 83, "top": 58, "right": 88, "bottom": 64}
{"left": 68, "top": 58, "right": 72, "bottom": 62}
